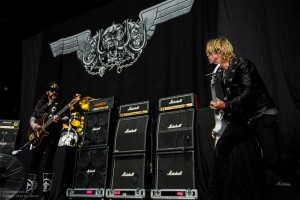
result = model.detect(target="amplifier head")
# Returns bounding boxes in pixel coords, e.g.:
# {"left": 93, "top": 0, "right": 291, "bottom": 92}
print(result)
{"left": 88, "top": 96, "right": 118, "bottom": 112}
{"left": 159, "top": 93, "right": 195, "bottom": 112}
{"left": 119, "top": 101, "right": 150, "bottom": 117}
{"left": 0, "top": 120, "right": 20, "bottom": 130}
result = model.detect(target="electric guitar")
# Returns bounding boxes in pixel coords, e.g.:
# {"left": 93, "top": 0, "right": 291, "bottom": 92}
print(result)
{"left": 210, "top": 65, "right": 228, "bottom": 145}
{"left": 28, "top": 94, "right": 81, "bottom": 148}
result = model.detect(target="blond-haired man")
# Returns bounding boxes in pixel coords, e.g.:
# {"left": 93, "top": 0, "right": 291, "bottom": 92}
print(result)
{"left": 206, "top": 37, "right": 299, "bottom": 199}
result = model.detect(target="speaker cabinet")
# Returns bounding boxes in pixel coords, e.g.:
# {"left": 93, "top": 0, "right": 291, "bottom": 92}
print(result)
{"left": 0, "top": 130, "right": 18, "bottom": 154}
{"left": 156, "top": 109, "right": 194, "bottom": 151}
{"left": 114, "top": 115, "right": 149, "bottom": 153}
{"left": 72, "top": 146, "right": 110, "bottom": 189}
{"left": 155, "top": 151, "right": 195, "bottom": 189}
{"left": 82, "top": 110, "right": 114, "bottom": 147}
{"left": 110, "top": 153, "right": 147, "bottom": 189}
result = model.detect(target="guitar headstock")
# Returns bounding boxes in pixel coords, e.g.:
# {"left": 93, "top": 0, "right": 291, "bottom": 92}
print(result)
{"left": 210, "top": 64, "right": 222, "bottom": 85}
{"left": 70, "top": 94, "right": 81, "bottom": 106}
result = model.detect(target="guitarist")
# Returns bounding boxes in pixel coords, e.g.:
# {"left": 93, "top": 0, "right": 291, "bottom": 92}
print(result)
{"left": 25, "top": 81, "right": 69, "bottom": 200}
{"left": 205, "top": 37, "right": 299, "bottom": 199}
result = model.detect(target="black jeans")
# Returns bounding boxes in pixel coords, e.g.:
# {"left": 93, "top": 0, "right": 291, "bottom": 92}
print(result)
{"left": 208, "top": 114, "right": 287, "bottom": 199}
{"left": 28, "top": 135, "right": 59, "bottom": 174}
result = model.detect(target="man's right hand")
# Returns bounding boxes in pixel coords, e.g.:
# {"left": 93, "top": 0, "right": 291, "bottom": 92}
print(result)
{"left": 210, "top": 98, "right": 226, "bottom": 111}
{"left": 31, "top": 123, "right": 41, "bottom": 130}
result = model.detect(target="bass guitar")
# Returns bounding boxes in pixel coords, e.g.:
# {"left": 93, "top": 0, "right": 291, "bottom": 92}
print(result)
{"left": 28, "top": 94, "right": 81, "bottom": 148}
{"left": 210, "top": 65, "right": 228, "bottom": 145}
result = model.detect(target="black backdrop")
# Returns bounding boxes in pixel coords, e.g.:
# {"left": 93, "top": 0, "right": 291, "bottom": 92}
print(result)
{"left": 18, "top": 0, "right": 299, "bottom": 199}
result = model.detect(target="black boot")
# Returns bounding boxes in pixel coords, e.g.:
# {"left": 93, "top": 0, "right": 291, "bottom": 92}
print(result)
{"left": 40, "top": 173, "right": 54, "bottom": 200}
{"left": 23, "top": 173, "right": 37, "bottom": 200}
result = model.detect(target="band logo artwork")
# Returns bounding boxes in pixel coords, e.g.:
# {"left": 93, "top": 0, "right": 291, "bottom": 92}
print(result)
{"left": 50, "top": 0, "right": 194, "bottom": 77}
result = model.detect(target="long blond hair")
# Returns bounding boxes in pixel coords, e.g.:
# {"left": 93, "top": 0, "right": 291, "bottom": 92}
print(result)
{"left": 206, "top": 37, "right": 235, "bottom": 62}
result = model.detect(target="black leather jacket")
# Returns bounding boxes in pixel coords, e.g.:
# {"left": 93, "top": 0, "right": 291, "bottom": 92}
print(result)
{"left": 221, "top": 58, "right": 275, "bottom": 121}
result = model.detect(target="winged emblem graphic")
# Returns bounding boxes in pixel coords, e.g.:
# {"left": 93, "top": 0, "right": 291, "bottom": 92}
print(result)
{"left": 50, "top": 0, "right": 194, "bottom": 77}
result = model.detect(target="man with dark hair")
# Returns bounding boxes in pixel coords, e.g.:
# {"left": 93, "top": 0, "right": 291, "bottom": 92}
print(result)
{"left": 25, "top": 81, "right": 69, "bottom": 200}
{"left": 206, "top": 37, "right": 300, "bottom": 199}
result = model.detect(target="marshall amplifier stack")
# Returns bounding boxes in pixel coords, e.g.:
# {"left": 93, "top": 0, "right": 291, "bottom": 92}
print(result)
{"left": 151, "top": 93, "right": 198, "bottom": 199}
{"left": 0, "top": 119, "right": 20, "bottom": 154}
{"left": 106, "top": 101, "right": 151, "bottom": 199}
{"left": 67, "top": 96, "right": 119, "bottom": 199}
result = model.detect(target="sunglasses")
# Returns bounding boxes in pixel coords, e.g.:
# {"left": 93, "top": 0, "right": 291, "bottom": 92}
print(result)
{"left": 50, "top": 89, "right": 59, "bottom": 93}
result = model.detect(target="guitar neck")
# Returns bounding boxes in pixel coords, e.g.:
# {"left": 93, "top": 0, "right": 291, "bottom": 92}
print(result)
{"left": 210, "top": 64, "right": 221, "bottom": 102}
{"left": 211, "top": 84, "right": 217, "bottom": 102}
